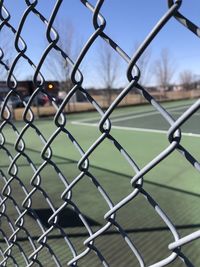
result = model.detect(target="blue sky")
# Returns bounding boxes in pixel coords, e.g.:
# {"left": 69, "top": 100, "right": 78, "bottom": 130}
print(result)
{"left": 2, "top": 0, "right": 200, "bottom": 88}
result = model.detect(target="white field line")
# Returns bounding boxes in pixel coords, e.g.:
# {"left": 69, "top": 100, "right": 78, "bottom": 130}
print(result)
{"left": 73, "top": 104, "right": 191, "bottom": 124}
{"left": 172, "top": 111, "right": 200, "bottom": 116}
{"left": 110, "top": 105, "right": 194, "bottom": 123}
{"left": 71, "top": 121, "right": 200, "bottom": 138}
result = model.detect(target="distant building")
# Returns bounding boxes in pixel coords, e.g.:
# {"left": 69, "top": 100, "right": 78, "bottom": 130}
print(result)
{"left": 0, "top": 80, "right": 59, "bottom": 99}
{"left": 0, "top": 82, "right": 10, "bottom": 99}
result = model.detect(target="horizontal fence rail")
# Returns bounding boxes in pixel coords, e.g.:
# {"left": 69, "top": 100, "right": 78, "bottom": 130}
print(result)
{"left": 0, "top": 0, "right": 200, "bottom": 266}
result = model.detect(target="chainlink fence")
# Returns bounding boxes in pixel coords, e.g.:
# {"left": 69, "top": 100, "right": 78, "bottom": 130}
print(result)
{"left": 0, "top": 0, "right": 200, "bottom": 266}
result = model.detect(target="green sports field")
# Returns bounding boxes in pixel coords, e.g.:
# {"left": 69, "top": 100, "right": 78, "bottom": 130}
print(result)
{"left": 0, "top": 99, "right": 199, "bottom": 266}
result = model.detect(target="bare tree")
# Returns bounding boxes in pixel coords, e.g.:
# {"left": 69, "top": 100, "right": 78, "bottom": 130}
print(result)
{"left": 46, "top": 20, "right": 82, "bottom": 105}
{"left": 133, "top": 42, "right": 152, "bottom": 86}
{"left": 0, "top": 29, "right": 16, "bottom": 81}
{"left": 98, "top": 42, "right": 119, "bottom": 106}
{"left": 179, "top": 70, "right": 194, "bottom": 90}
{"left": 154, "top": 48, "right": 175, "bottom": 90}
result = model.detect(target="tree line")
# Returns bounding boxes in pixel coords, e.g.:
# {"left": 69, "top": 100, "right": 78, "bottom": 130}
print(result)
{"left": 0, "top": 20, "right": 197, "bottom": 106}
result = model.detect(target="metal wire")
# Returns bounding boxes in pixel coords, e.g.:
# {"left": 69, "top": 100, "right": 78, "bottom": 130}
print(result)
{"left": 0, "top": 0, "right": 199, "bottom": 266}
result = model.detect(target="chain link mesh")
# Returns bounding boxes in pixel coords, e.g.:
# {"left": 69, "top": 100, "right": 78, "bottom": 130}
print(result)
{"left": 0, "top": 0, "right": 199, "bottom": 266}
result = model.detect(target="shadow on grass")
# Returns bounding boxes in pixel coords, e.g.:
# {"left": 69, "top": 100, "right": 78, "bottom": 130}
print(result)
{"left": 1, "top": 223, "right": 200, "bottom": 243}
{"left": 5, "top": 142, "right": 200, "bottom": 199}
{"left": 27, "top": 207, "right": 100, "bottom": 228}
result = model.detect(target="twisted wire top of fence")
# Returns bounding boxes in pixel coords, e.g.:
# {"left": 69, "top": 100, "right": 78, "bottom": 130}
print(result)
{"left": 0, "top": 0, "right": 200, "bottom": 266}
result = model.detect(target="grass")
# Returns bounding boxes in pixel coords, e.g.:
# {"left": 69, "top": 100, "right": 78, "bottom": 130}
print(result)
{"left": 0, "top": 99, "right": 199, "bottom": 266}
